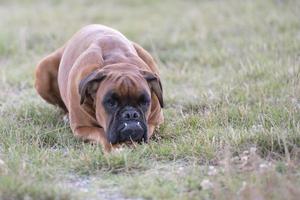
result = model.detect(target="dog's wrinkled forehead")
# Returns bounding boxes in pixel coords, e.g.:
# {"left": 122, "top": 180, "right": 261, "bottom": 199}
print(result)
{"left": 104, "top": 71, "right": 150, "bottom": 98}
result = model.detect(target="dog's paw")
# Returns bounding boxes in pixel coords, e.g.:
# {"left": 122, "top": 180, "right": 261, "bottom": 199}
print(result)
{"left": 108, "top": 144, "right": 127, "bottom": 154}
{"left": 63, "top": 114, "right": 69, "bottom": 125}
{"left": 113, "top": 146, "right": 125, "bottom": 153}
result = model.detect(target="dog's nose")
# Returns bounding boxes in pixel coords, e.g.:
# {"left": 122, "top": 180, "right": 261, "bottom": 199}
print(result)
{"left": 121, "top": 110, "right": 140, "bottom": 120}
{"left": 119, "top": 122, "right": 144, "bottom": 141}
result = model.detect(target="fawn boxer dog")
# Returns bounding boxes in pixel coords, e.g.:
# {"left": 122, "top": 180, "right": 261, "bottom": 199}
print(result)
{"left": 35, "top": 24, "right": 164, "bottom": 152}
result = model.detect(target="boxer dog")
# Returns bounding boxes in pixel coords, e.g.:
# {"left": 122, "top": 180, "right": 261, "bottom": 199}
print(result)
{"left": 35, "top": 24, "right": 164, "bottom": 152}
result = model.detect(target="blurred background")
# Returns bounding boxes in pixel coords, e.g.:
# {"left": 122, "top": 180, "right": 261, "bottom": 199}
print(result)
{"left": 0, "top": 1, "right": 299, "bottom": 199}
{"left": 1, "top": 0, "right": 298, "bottom": 105}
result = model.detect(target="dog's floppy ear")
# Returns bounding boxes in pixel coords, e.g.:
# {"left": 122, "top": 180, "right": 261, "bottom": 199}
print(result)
{"left": 141, "top": 71, "right": 164, "bottom": 108}
{"left": 79, "top": 70, "right": 106, "bottom": 105}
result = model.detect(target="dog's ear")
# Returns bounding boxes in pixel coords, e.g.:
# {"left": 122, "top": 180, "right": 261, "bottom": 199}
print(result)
{"left": 141, "top": 71, "right": 164, "bottom": 108}
{"left": 79, "top": 70, "right": 106, "bottom": 105}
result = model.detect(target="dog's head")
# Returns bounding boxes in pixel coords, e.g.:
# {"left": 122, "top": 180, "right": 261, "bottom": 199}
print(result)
{"left": 78, "top": 63, "right": 163, "bottom": 144}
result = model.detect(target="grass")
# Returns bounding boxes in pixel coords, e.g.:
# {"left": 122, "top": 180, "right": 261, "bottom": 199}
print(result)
{"left": 0, "top": 0, "right": 300, "bottom": 199}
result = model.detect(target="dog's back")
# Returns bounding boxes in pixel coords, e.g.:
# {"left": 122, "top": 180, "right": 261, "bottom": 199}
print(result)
{"left": 57, "top": 24, "right": 139, "bottom": 106}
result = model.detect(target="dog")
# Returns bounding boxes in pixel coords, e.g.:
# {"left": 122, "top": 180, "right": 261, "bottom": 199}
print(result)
{"left": 35, "top": 24, "right": 164, "bottom": 152}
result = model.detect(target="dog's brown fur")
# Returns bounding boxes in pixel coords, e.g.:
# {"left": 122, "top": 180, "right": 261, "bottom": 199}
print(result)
{"left": 35, "top": 24, "right": 164, "bottom": 152}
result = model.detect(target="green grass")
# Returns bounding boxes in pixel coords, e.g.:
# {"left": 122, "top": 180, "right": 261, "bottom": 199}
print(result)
{"left": 0, "top": 0, "right": 300, "bottom": 199}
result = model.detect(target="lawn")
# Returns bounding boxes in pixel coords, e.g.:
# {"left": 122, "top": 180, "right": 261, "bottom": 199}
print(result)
{"left": 0, "top": 0, "right": 300, "bottom": 199}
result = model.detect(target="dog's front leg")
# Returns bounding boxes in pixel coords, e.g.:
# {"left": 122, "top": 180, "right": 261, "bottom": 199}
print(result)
{"left": 73, "top": 126, "right": 112, "bottom": 153}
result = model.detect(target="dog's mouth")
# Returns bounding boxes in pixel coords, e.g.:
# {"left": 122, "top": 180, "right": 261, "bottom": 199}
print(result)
{"left": 117, "top": 121, "right": 143, "bottom": 131}
{"left": 118, "top": 120, "right": 147, "bottom": 143}
{"left": 108, "top": 120, "right": 147, "bottom": 144}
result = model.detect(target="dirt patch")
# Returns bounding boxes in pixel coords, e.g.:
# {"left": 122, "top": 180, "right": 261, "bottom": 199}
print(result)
{"left": 61, "top": 175, "right": 143, "bottom": 200}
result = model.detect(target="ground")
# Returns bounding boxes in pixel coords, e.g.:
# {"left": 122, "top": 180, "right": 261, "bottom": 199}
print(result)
{"left": 0, "top": 0, "right": 299, "bottom": 199}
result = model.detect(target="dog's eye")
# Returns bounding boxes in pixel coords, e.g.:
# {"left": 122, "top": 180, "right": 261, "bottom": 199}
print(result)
{"left": 139, "top": 95, "right": 150, "bottom": 106}
{"left": 106, "top": 98, "right": 118, "bottom": 108}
